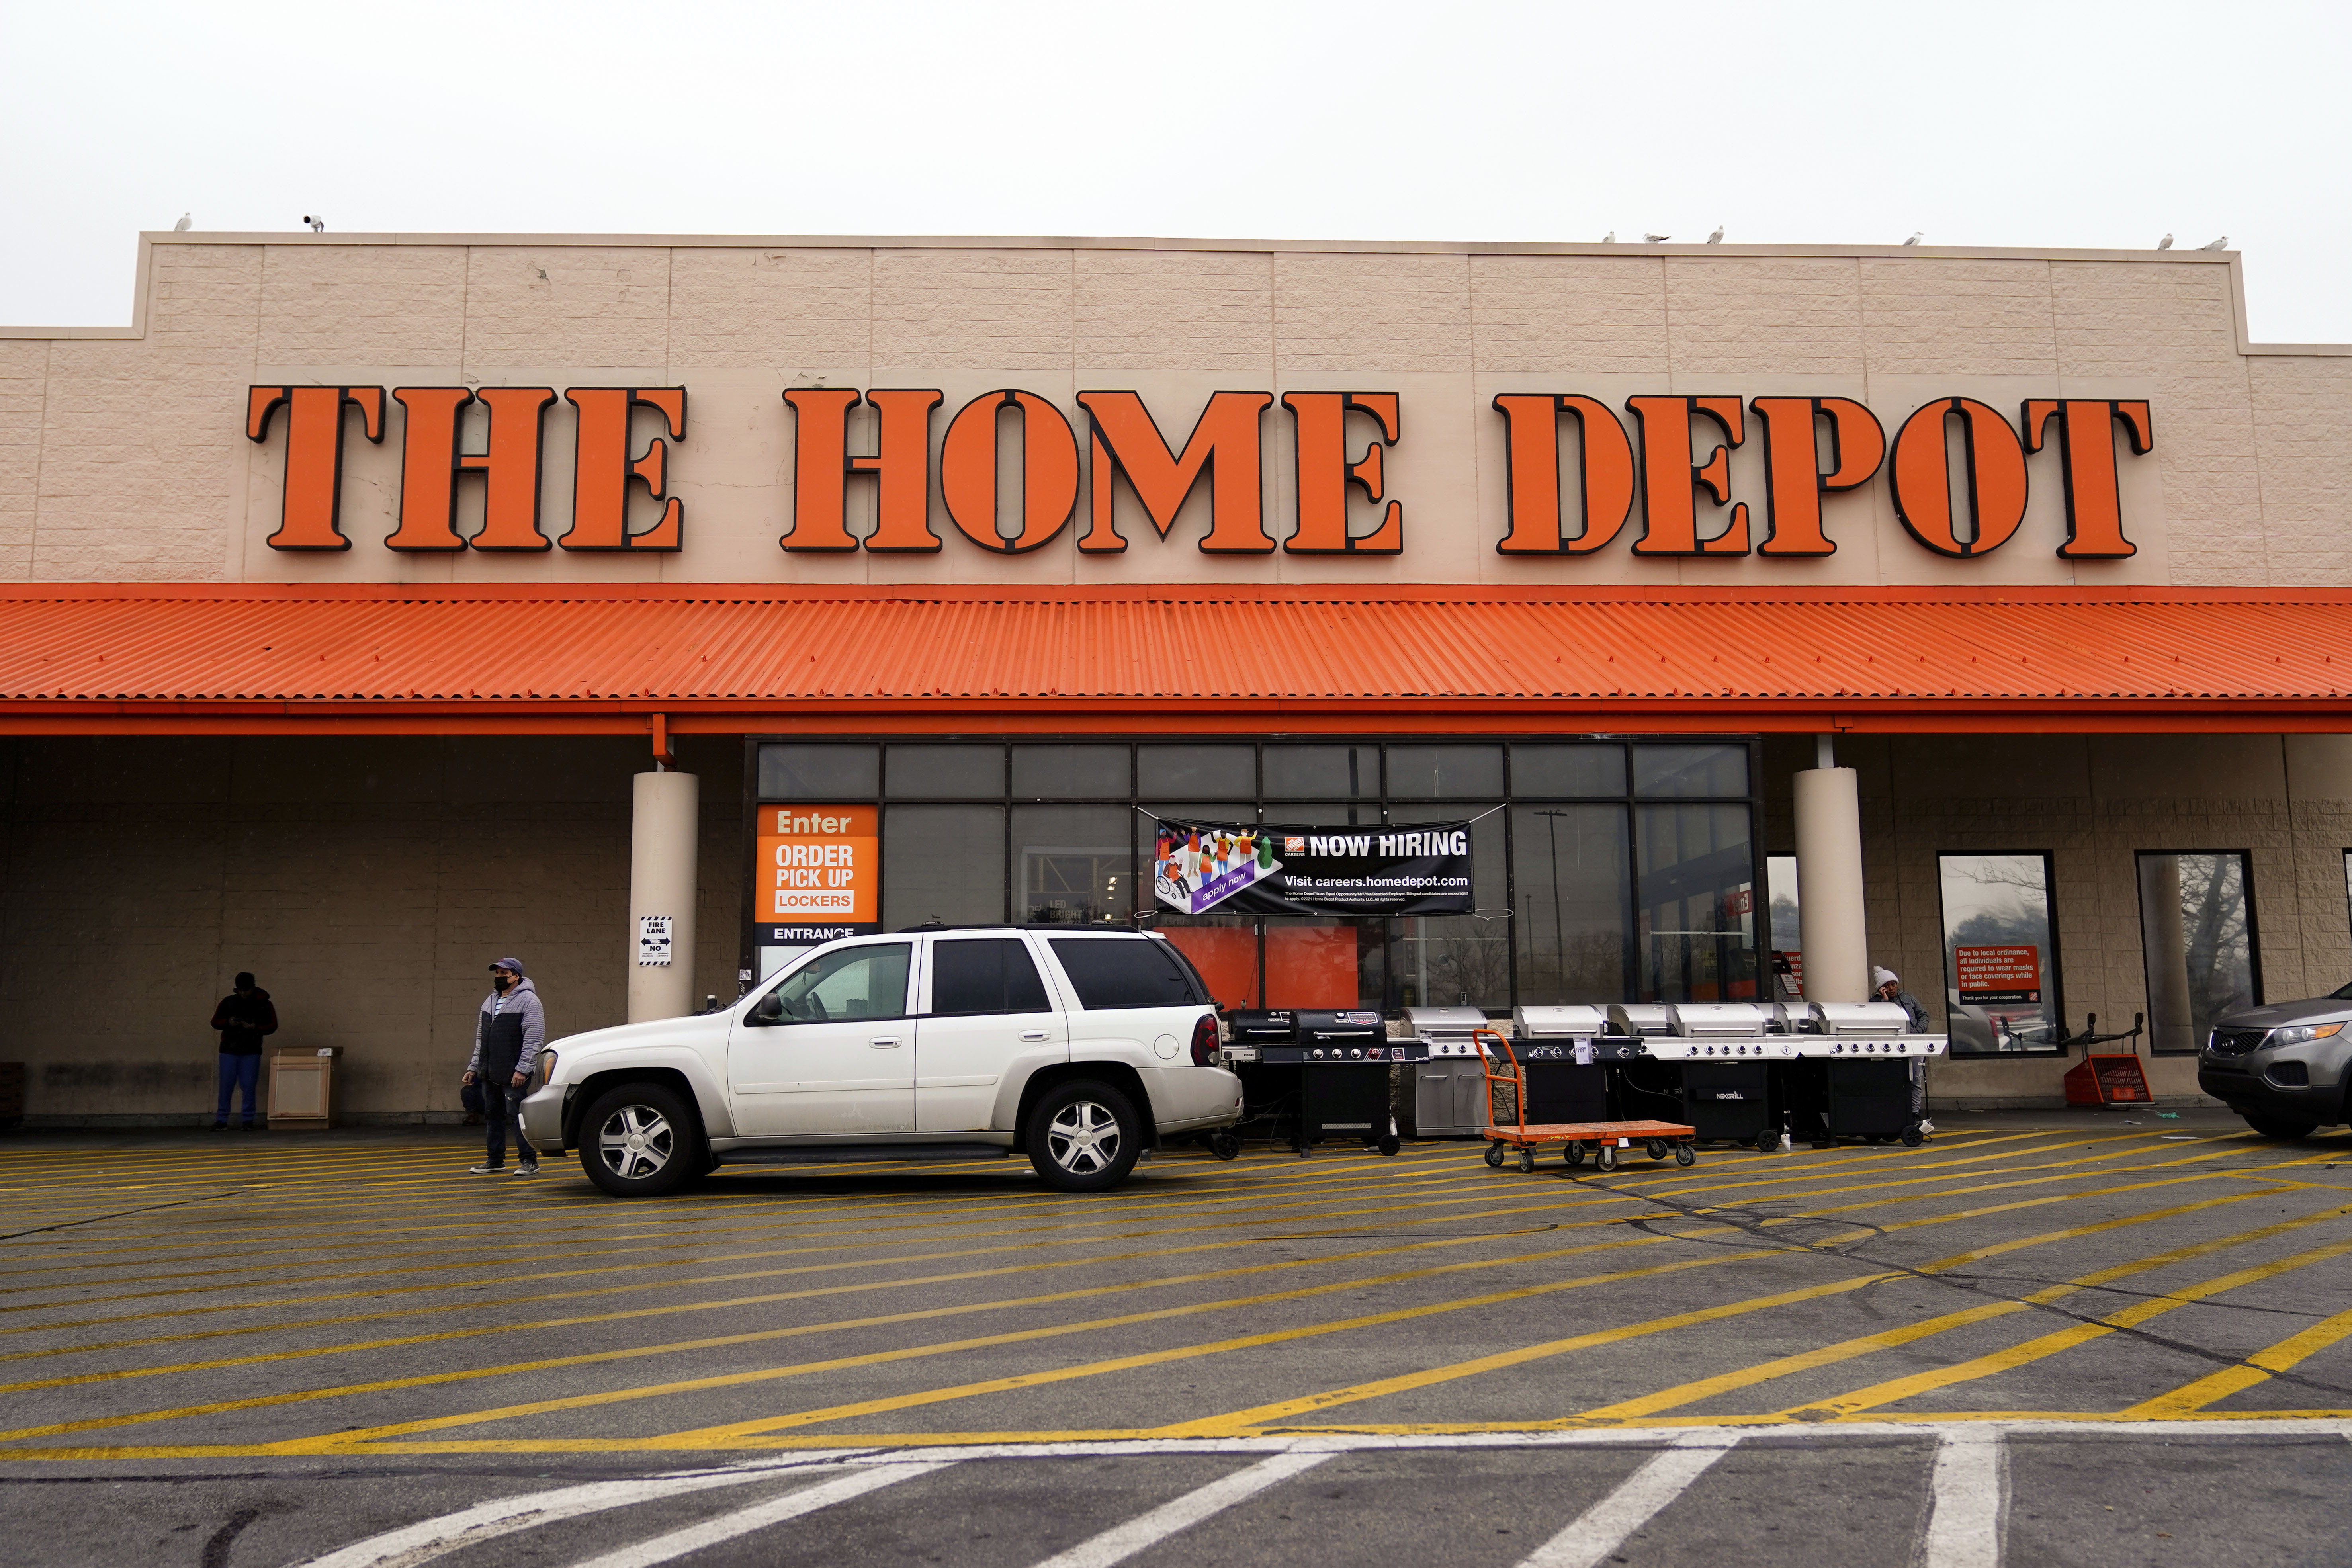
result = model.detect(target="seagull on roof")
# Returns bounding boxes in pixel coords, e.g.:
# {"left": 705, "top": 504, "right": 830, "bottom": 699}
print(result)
{"left": 2157, "top": 233, "right": 2173, "bottom": 250}
{"left": 1904, "top": 231, "right": 1923, "bottom": 246}
{"left": 2197, "top": 235, "right": 2227, "bottom": 250}
{"left": 1601, "top": 231, "right": 1615, "bottom": 244}
{"left": 1644, "top": 233, "right": 1670, "bottom": 243}
{"left": 1706, "top": 225, "right": 1724, "bottom": 244}
{"left": 173, "top": 213, "right": 190, "bottom": 232}
{"left": 303, "top": 215, "right": 325, "bottom": 233}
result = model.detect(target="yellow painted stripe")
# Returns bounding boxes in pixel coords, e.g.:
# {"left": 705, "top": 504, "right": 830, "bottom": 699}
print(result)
{"left": 2122, "top": 1302, "right": 2352, "bottom": 1416}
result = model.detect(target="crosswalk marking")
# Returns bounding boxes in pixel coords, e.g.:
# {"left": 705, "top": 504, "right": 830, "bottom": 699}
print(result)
{"left": 1026, "top": 1451, "right": 1337, "bottom": 1568}
{"left": 1921, "top": 1430, "right": 2006, "bottom": 1568}
{"left": 1513, "top": 1435, "right": 1738, "bottom": 1568}
{"left": 560, "top": 1461, "right": 952, "bottom": 1568}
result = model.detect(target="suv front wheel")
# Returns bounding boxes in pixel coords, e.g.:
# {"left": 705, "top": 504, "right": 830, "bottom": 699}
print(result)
{"left": 1027, "top": 1079, "right": 1143, "bottom": 1193}
{"left": 580, "top": 1081, "right": 704, "bottom": 1197}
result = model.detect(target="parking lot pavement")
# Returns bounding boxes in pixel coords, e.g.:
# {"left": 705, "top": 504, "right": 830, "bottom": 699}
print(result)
{"left": 0, "top": 1110, "right": 2346, "bottom": 1566}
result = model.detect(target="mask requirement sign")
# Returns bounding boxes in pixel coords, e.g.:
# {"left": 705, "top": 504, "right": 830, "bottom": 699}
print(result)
{"left": 1152, "top": 821, "right": 1474, "bottom": 918}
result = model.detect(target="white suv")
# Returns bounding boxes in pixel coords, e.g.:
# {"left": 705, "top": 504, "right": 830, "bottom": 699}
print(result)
{"left": 518, "top": 927, "right": 1241, "bottom": 1195}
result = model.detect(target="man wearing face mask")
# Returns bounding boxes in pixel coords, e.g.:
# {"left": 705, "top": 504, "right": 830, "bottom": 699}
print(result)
{"left": 462, "top": 957, "right": 546, "bottom": 1175}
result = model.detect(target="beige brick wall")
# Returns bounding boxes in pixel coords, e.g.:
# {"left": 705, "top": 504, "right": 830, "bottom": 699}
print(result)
{"left": 0, "top": 235, "right": 2344, "bottom": 586}
{"left": 0, "top": 735, "right": 745, "bottom": 1123}
{"left": 1762, "top": 733, "right": 2352, "bottom": 1109}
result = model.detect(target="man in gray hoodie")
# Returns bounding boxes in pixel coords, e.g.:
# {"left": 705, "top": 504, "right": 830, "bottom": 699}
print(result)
{"left": 462, "top": 956, "right": 547, "bottom": 1175}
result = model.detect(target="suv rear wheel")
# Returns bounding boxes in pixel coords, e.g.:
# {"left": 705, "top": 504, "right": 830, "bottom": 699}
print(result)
{"left": 2243, "top": 1112, "right": 2319, "bottom": 1140}
{"left": 580, "top": 1081, "right": 703, "bottom": 1197}
{"left": 1026, "top": 1079, "right": 1143, "bottom": 1193}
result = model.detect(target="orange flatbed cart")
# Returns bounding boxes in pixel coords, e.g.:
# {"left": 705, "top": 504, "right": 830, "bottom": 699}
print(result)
{"left": 1475, "top": 1028, "right": 1697, "bottom": 1173}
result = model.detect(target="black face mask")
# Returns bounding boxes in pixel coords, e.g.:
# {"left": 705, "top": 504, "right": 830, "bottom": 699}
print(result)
{"left": 491, "top": 975, "right": 513, "bottom": 993}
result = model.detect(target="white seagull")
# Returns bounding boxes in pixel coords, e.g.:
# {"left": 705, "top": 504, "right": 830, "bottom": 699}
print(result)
{"left": 1904, "top": 231, "right": 1923, "bottom": 246}
{"left": 1600, "top": 231, "right": 1615, "bottom": 244}
{"left": 2157, "top": 233, "right": 2173, "bottom": 250}
{"left": 1643, "top": 233, "right": 1671, "bottom": 243}
{"left": 2197, "top": 235, "right": 2228, "bottom": 250}
{"left": 172, "top": 213, "right": 190, "bottom": 232}
{"left": 1706, "top": 225, "right": 1724, "bottom": 244}
{"left": 303, "top": 215, "right": 325, "bottom": 233}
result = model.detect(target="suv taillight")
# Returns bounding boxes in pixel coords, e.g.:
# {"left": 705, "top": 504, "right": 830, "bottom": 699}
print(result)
{"left": 1189, "top": 1014, "right": 1220, "bottom": 1067}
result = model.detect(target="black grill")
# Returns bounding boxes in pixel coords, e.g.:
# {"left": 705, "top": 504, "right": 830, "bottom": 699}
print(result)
{"left": 2207, "top": 1027, "right": 2269, "bottom": 1057}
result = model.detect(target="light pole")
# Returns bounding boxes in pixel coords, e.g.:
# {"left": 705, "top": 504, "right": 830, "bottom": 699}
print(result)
{"left": 1535, "top": 809, "right": 1571, "bottom": 993}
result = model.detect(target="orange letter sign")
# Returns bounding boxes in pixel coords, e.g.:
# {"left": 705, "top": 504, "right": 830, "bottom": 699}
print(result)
{"left": 1492, "top": 394, "right": 1637, "bottom": 555}
{"left": 1075, "top": 391, "right": 1273, "bottom": 553}
{"left": 2022, "top": 399, "right": 2151, "bottom": 559}
{"left": 248, "top": 385, "right": 384, "bottom": 551}
{"left": 1282, "top": 392, "right": 1403, "bottom": 554}
{"left": 386, "top": 386, "right": 555, "bottom": 551}
{"left": 561, "top": 388, "right": 686, "bottom": 551}
{"left": 938, "top": 391, "right": 1082, "bottom": 553}
{"left": 1889, "top": 398, "right": 2029, "bottom": 558}
{"left": 1748, "top": 397, "right": 1885, "bottom": 557}
{"left": 1627, "top": 396, "right": 1750, "bottom": 555}
{"left": 782, "top": 388, "right": 944, "bottom": 552}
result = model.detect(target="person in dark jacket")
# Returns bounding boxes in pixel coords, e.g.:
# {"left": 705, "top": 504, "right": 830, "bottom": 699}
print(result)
{"left": 211, "top": 972, "right": 277, "bottom": 1130}
{"left": 462, "top": 956, "right": 546, "bottom": 1175}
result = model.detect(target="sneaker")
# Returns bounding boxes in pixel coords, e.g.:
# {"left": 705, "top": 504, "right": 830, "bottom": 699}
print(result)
{"left": 513, "top": 1163, "right": 540, "bottom": 1176}
{"left": 469, "top": 1163, "right": 505, "bottom": 1174}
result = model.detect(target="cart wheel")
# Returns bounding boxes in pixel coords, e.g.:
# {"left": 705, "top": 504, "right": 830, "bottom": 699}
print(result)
{"left": 1484, "top": 1142, "right": 1505, "bottom": 1168}
{"left": 1378, "top": 1134, "right": 1401, "bottom": 1157}
{"left": 1515, "top": 1147, "right": 1535, "bottom": 1174}
{"left": 1208, "top": 1130, "right": 1241, "bottom": 1161}
{"left": 1675, "top": 1143, "right": 1697, "bottom": 1167}
{"left": 1755, "top": 1129, "right": 1778, "bottom": 1154}
{"left": 1597, "top": 1144, "right": 1619, "bottom": 1173}
{"left": 1294, "top": 1143, "right": 1310, "bottom": 1158}
{"left": 1901, "top": 1127, "right": 1925, "bottom": 1148}
{"left": 1564, "top": 1142, "right": 1586, "bottom": 1168}
{"left": 1645, "top": 1139, "right": 1667, "bottom": 1161}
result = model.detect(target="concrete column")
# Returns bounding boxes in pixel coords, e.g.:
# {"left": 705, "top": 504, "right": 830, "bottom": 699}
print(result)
{"left": 629, "top": 769, "right": 699, "bottom": 1022}
{"left": 2142, "top": 854, "right": 2194, "bottom": 1055}
{"left": 1793, "top": 759, "right": 1869, "bottom": 1005}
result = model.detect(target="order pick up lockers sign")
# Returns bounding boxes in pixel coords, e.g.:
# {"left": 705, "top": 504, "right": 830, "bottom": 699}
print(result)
{"left": 246, "top": 385, "right": 2152, "bottom": 562}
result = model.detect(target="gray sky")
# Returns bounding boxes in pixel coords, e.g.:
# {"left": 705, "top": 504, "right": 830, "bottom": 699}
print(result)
{"left": 5, "top": 0, "right": 2344, "bottom": 342}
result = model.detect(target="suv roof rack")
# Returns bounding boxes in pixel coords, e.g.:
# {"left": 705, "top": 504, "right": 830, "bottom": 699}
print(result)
{"left": 891, "top": 921, "right": 1147, "bottom": 935}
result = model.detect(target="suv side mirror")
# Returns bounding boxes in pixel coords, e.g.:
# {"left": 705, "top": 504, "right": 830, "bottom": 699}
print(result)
{"left": 749, "top": 992, "right": 784, "bottom": 1026}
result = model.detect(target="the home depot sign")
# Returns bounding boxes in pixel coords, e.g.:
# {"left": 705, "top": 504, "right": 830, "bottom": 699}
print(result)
{"left": 246, "top": 384, "right": 2153, "bottom": 561}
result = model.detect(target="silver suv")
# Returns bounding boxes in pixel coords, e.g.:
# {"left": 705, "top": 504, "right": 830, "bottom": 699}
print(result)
{"left": 519, "top": 927, "right": 1241, "bottom": 1195}
{"left": 2199, "top": 984, "right": 2352, "bottom": 1139}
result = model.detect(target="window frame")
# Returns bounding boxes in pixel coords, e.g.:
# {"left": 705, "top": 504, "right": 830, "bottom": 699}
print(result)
{"left": 2135, "top": 847, "right": 2262, "bottom": 1056}
{"left": 1934, "top": 849, "right": 2065, "bottom": 1060}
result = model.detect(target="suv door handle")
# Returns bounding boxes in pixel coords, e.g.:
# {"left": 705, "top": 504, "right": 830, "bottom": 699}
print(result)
{"left": 1019, "top": 1030, "right": 1050, "bottom": 1042}
{"left": 869, "top": 1036, "right": 902, "bottom": 1049}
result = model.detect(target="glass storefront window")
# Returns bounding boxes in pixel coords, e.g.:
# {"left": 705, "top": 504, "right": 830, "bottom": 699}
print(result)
{"left": 1386, "top": 744, "right": 1503, "bottom": 800}
{"left": 1011, "top": 745, "right": 1129, "bottom": 799}
{"left": 1512, "top": 804, "right": 1632, "bottom": 1005}
{"left": 1765, "top": 853, "right": 1802, "bottom": 1001}
{"left": 1012, "top": 805, "right": 1132, "bottom": 925}
{"left": 1263, "top": 745, "right": 1379, "bottom": 798}
{"left": 1391, "top": 803, "right": 1509, "bottom": 1009}
{"left": 1138, "top": 744, "right": 1254, "bottom": 798}
{"left": 888, "top": 744, "right": 1006, "bottom": 799}
{"left": 757, "top": 743, "right": 878, "bottom": 800}
{"left": 881, "top": 805, "right": 1005, "bottom": 927}
{"left": 1635, "top": 803, "right": 1756, "bottom": 1001}
{"left": 1265, "top": 919, "right": 1383, "bottom": 1009}
{"left": 2137, "top": 850, "right": 2258, "bottom": 1055}
{"left": 1938, "top": 852, "right": 2061, "bottom": 1055}
{"left": 1633, "top": 743, "right": 1748, "bottom": 798}
{"left": 1513, "top": 743, "right": 1627, "bottom": 798}
{"left": 1157, "top": 917, "right": 1260, "bottom": 1010}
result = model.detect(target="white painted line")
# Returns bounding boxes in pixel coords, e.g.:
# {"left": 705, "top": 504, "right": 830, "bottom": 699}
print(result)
{"left": 563, "top": 1461, "right": 952, "bottom": 1568}
{"left": 1024, "top": 1449, "right": 1337, "bottom": 1568}
{"left": 296, "top": 1452, "right": 871, "bottom": 1568}
{"left": 1920, "top": 1429, "right": 2005, "bottom": 1568}
{"left": 1513, "top": 1433, "right": 1738, "bottom": 1568}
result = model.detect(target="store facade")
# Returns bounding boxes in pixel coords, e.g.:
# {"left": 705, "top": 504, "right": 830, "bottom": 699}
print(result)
{"left": 2, "top": 232, "right": 2348, "bottom": 1122}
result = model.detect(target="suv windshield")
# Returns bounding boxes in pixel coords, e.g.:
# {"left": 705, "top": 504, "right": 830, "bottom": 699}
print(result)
{"left": 2332, "top": 981, "right": 2352, "bottom": 1001}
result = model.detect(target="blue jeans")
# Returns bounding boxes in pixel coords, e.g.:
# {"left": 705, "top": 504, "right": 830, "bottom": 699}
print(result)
{"left": 216, "top": 1052, "right": 261, "bottom": 1126}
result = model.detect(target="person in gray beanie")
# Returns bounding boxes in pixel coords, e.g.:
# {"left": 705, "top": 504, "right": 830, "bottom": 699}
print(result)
{"left": 462, "top": 956, "right": 546, "bottom": 1175}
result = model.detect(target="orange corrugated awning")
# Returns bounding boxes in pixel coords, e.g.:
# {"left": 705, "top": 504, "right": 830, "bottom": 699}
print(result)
{"left": 0, "top": 582, "right": 2348, "bottom": 736}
